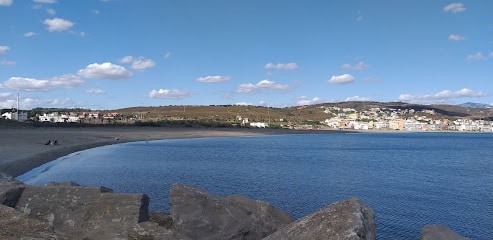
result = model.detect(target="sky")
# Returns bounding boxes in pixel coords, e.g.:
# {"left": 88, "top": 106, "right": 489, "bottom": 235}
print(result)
{"left": 0, "top": 0, "right": 492, "bottom": 110}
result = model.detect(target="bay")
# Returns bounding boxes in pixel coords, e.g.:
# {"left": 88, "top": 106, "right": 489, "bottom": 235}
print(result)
{"left": 17, "top": 132, "right": 493, "bottom": 239}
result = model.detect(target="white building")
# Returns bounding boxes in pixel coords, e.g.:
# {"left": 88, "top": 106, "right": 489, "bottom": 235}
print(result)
{"left": 1, "top": 111, "right": 28, "bottom": 122}
{"left": 250, "top": 122, "right": 268, "bottom": 128}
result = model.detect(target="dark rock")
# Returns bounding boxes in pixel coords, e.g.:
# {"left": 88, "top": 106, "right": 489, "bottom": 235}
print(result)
{"left": 0, "top": 204, "right": 56, "bottom": 239}
{"left": 0, "top": 172, "right": 25, "bottom": 207}
{"left": 150, "top": 211, "right": 174, "bottom": 229}
{"left": 45, "top": 181, "right": 81, "bottom": 187}
{"left": 15, "top": 184, "right": 150, "bottom": 238}
{"left": 420, "top": 224, "right": 471, "bottom": 240}
{"left": 226, "top": 194, "right": 292, "bottom": 235}
{"left": 170, "top": 183, "right": 292, "bottom": 240}
{"left": 263, "top": 197, "right": 376, "bottom": 240}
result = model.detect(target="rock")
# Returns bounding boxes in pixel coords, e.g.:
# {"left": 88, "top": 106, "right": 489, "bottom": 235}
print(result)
{"left": 420, "top": 224, "right": 471, "bottom": 240}
{"left": 0, "top": 204, "right": 57, "bottom": 239}
{"left": 0, "top": 172, "right": 24, "bottom": 207}
{"left": 226, "top": 194, "right": 293, "bottom": 235}
{"left": 263, "top": 197, "right": 376, "bottom": 240}
{"left": 170, "top": 183, "right": 292, "bottom": 240}
{"left": 15, "top": 184, "right": 150, "bottom": 238}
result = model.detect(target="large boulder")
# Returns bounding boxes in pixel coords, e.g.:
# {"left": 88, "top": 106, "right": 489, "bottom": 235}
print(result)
{"left": 170, "top": 183, "right": 292, "bottom": 240}
{"left": 15, "top": 184, "right": 150, "bottom": 238}
{"left": 0, "top": 172, "right": 24, "bottom": 207}
{"left": 420, "top": 224, "right": 471, "bottom": 240}
{"left": 0, "top": 204, "right": 56, "bottom": 240}
{"left": 263, "top": 197, "right": 376, "bottom": 240}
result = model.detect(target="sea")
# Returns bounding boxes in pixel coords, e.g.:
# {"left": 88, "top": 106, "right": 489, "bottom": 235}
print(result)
{"left": 17, "top": 132, "right": 493, "bottom": 239}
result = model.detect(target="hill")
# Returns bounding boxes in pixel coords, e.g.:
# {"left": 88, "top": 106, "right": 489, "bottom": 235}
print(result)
{"left": 111, "top": 101, "right": 493, "bottom": 124}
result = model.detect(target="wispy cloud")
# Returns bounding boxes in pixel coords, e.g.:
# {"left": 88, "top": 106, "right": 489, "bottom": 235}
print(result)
{"left": 328, "top": 74, "right": 354, "bottom": 84}
{"left": 449, "top": 34, "right": 465, "bottom": 41}
{"left": 444, "top": 3, "right": 466, "bottom": 13}
{"left": 24, "top": 32, "right": 36, "bottom": 37}
{"left": 466, "top": 52, "right": 487, "bottom": 61}
{"left": 43, "top": 18, "right": 74, "bottom": 32}
{"left": 86, "top": 88, "right": 106, "bottom": 94}
{"left": 398, "top": 88, "right": 487, "bottom": 104}
{"left": 340, "top": 61, "right": 369, "bottom": 70}
{"left": 345, "top": 96, "right": 372, "bottom": 102}
{"left": 264, "top": 62, "right": 298, "bottom": 71}
{"left": 148, "top": 89, "right": 191, "bottom": 99}
{"left": 0, "top": 74, "right": 84, "bottom": 91}
{"left": 34, "top": 0, "right": 57, "bottom": 3}
{"left": 77, "top": 62, "right": 132, "bottom": 80}
{"left": 46, "top": 8, "right": 56, "bottom": 15}
{"left": 297, "top": 96, "right": 325, "bottom": 106}
{"left": 119, "top": 56, "right": 156, "bottom": 71}
{"left": 163, "top": 52, "right": 171, "bottom": 59}
{"left": 0, "top": 0, "right": 12, "bottom": 6}
{"left": 237, "top": 80, "right": 290, "bottom": 93}
{"left": 0, "top": 60, "right": 16, "bottom": 66}
{"left": 196, "top": 75, "right": 231, "bottom": 83}
{"left": 0, "top": 45, "right": 9, "bottom": 55}
{"left": 235, "top": 102, "right": 253, "bottom": 106}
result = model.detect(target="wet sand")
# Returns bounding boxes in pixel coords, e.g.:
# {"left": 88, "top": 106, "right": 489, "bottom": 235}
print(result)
{"left": 0, "top": 126, "right": 340, "bottom": 177}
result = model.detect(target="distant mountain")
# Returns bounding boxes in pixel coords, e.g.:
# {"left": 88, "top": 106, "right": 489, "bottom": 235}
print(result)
{"left": 457, "top": 102, "right": 492, "bottom": 108}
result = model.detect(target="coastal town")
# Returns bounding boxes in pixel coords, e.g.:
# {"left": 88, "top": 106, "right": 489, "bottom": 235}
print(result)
{"left": 2, "top": 103, "right": 492, "bottom": 132}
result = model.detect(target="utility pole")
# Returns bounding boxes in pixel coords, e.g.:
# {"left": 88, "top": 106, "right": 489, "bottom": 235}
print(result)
{"left": 16, "top": 90, "right": 19, "bottom": 121}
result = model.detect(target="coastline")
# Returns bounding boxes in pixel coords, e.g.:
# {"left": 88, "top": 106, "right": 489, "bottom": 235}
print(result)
{"left": 0, "top": 126, "right": 343, "bottom": 178}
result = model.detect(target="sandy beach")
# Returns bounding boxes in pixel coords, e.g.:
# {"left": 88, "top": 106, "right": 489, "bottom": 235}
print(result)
{"left": 0, "top": 126, "right": 337, "bottom": 178}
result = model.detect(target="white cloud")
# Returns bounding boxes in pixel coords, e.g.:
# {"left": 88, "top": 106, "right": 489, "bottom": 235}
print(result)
{"left": 131, "top": 58, "right": 156, "bottom": 71}
{"left": 466, "top": 52, "right": 487, "bottom": 61}
{"left": 490, "top": 52, "right": 493, "bottom": 58}
{"left": 0, "top": 45, "right": 9, "bottom": 55}
{"left": 86, "top": 88, "right": 106, "bottom": 94}
{"left": 43, "top": 18, "right": 74, "bottom": 32}
{"left": 119, "top": 56, "right": 134, "bottom": 63}
{"left": 237, "top": 80, "right": 290, "bottom": 93}
{"left": 24, "top": 32, "right": 36, "bottom": 37}
{"left": 0, "top": 74, "right": 84, "bottom": 91}
{"left": 0, "top": 0, "right": 12, "bottom": 6}
{"left": 340, "top": 61, "right": 369, "bottom": 70}
{"left": 0, "top": 97, "right": 37, "bottom": 109}
{"left": 328, "top": 74, "right": 354, "bottom": 84}
{"left": 0, "top": 60, "right": 16, "bottom": 65}
{"left": 92, "top": 9, "right": 100, "bottom": 14}
{"left": 449, "top": 34, "right": 465, "bottom": 41}
{"left": 264, "top": 62, "right": 298, "bottom": 71}
{"left": 164, "top": 52, "right": 171, "bottom": 59}
{"left": 297, "top": 96, "right": 325, "bottom": 106}
{"left": 148, "top": 89, "right": 191, "bottom": 99}
{"left": 0, "top": 92, "right": 12, "bottom": 98}
{"left": 46, "top": 8, "right": 55, "bottom": 15}
{"left": 33, "top": 0, "right": 57, "bottom": 3}
{"left": 196, "top": 75, "right": 231, "bottom": 83}
{"left": 119, "top": 56, "right": 156, "bottom": 71}
{"left": 345, "top": 96, "right": 372, "bottom": 102}
{"left": 235, "top": 102, "right": 253, "bottom": 106}
{"left": 398, "top": 88, "right": 487, "bottom": 104}
{"left": 77, "top": 62, "right": 132, "bottom": 80}
{"left": 444, "top": 3, "right": 466, "bottom": 13}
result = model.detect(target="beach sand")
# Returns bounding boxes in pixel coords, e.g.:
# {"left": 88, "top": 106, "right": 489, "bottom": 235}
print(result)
{"left": 0, "top": 126, "right": 332, "bottom": 177}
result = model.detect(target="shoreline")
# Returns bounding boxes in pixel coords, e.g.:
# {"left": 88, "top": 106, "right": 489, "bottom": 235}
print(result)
{"left": 0, "top": 126, "right": 344, "bottom": 178}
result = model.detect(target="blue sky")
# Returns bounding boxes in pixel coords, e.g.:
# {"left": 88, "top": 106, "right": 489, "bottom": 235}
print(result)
{"left": 0, "top": 0, "right": 492, "bottom": 110}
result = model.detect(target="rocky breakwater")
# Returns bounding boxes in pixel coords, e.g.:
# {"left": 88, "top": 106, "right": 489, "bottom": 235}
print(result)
{"left": 0, "top": 172, "right": 469, "bottom": 240}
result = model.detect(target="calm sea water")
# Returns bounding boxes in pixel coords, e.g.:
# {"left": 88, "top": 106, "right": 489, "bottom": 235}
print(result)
{"left": 17, "top": 132, "right": 493, "bottom": 239}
